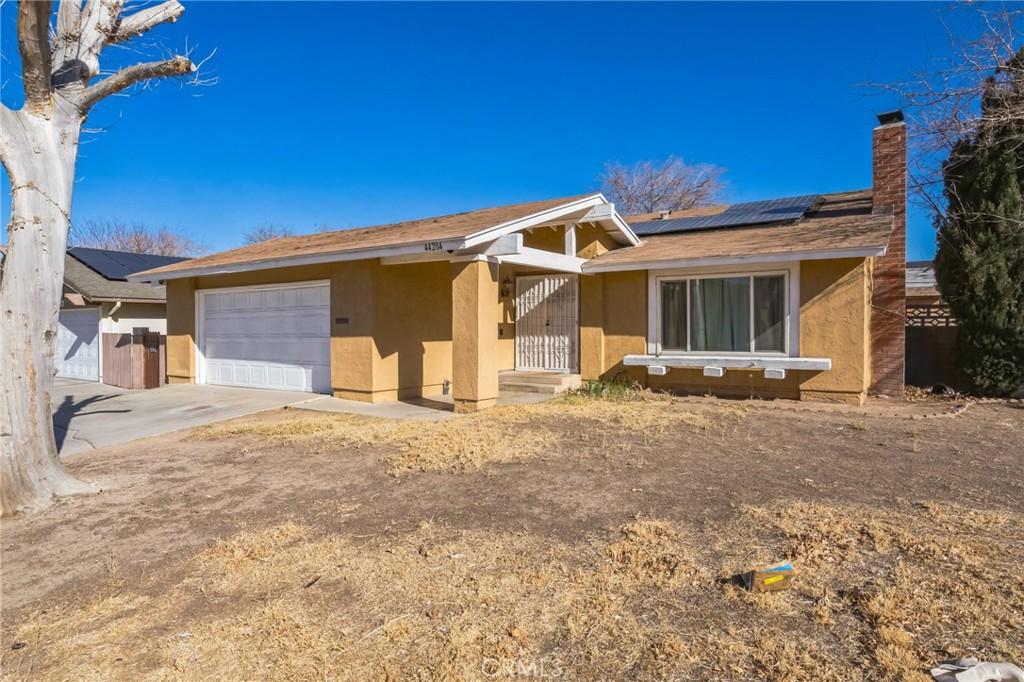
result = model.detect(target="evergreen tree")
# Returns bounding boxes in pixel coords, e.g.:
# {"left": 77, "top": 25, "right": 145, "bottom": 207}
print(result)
{"left": 935, "top": 48, "right": 1024, "bottom": 396}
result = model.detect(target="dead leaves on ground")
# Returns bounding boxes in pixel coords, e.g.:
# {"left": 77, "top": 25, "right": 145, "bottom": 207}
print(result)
{"left": 6, "top": 500, "right": 1022, "bottom": 681}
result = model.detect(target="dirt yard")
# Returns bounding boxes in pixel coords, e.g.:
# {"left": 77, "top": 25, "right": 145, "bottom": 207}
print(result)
{"left": 1, "top": 392, "right": 1022, "bottom": 681}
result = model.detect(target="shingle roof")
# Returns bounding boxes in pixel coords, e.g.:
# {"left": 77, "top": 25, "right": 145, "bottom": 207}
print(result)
{"left": 906, "top": 260, "right": 936, "bottom": 289}
{"left": 2, "top": 245, "right": 169, "bottom": 302}
{"left": 135, "top": 194, "right": 597, "bottom": 279}
{"left": 629, "top": 194, "right": 822, "bottom": 235}
{"left": 64, "top": 252, "right": 170, "bottom": 302}
{"left": 586, "top": 190, "right": 891, "bottom": 270}
{"left": 906, "top": 260, "right": 939, "bottom": 300}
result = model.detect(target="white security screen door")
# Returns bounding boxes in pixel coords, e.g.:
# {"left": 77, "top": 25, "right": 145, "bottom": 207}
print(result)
{"left": 56, "top": 308, "right": 100, "bottom": 381}
{"left": 515, "top": 274, "right": 579, "bottom": 371}
{"left": 200, "top": 282, "right": 331, "bottom": 394}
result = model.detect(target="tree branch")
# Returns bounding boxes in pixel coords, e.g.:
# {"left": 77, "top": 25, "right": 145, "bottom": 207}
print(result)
{"left": 18, "top": 1, "right": 54, "bottom": 114}
{"left": 52, "top": 0, "right": 83, "bottom": 74}
{"left": 0, "top": 105, "right": 20, "bottom": 172}
{"left": 77, "top": 0, "right": 126, "bottom": 80}
{"left": 110, "top": 0, "right": 185, "bottom": 43}
{"left": 76, "top": 56, "right": 195, "bottom": 110}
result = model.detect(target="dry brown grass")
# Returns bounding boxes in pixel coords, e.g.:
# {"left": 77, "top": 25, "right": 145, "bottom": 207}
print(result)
{"left": 5, "top": 499, "right": 1021, "bottom": 681}
{"left": 193, "top": 395, "right": 723, "bottom": 476}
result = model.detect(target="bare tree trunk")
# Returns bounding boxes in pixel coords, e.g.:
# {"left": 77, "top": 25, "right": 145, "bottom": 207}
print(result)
{"left": 1, "top": 101, "right": 95, "bottom": 515}
{"left": 0, "top": 0, "right": 196, "bottom": 516}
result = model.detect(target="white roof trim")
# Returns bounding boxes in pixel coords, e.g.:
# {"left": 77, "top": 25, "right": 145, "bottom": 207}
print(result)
{"left": 130, "top": 196, "right": 637, "bottom": 283}
{"left": 128, "top": 238, "right": 470, "bottom": 282}
{"left": 583, "top": 244, "right": 886, "bottom": 273}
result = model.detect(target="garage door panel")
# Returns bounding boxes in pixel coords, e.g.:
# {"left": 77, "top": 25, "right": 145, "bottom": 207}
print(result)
{"left": 201, "top": 283, "right": 330, "bottom": 394}
{"left": 56, "top": 308, "right": 100, "bottom": 381}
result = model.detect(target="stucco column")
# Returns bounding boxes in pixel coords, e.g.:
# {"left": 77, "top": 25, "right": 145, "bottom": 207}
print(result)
{"left": 165, "top": 277, "right": 196, "bottom": 384}
{"left": 451, "top": 258, "right": 499, "bottom": 413}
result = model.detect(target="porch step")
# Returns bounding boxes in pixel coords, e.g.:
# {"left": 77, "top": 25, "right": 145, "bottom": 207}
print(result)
{"left": 499, "top": 371, "right": 582, "bottom": 395}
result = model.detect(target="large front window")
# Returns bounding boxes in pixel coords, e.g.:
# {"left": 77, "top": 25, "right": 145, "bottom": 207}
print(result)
{"left": 659, "top": 273, "right": 787, "bottom": 354}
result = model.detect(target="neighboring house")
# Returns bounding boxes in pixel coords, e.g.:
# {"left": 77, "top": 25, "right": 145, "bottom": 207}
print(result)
{"left": 905, "top": 260, "right": 964, "bottom": 389}
{"left": 131, "top": 112, "right": 908, "bottom": 410}
{"left": 2, "top": 246, "right": 186, "bottom": 385}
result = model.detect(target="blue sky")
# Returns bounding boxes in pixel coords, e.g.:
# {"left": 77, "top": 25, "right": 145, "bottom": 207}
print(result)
{"left": 0, "top": 2, "right": 982, "bottom": 259}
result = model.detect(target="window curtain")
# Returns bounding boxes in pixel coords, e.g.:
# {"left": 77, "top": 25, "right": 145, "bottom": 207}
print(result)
{"left": 690, "top": 277, "right": 750, "bottom": 352}
{"left": 754, "top": 275, "right": 785, "bottom": 352}
{"left": 661, "top": 281, "right": 687, "bottom": 349}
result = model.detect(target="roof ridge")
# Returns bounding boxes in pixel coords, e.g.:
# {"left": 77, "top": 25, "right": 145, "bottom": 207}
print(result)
{"left": 269, "top": 192, "right": 598, "bottom": 242}
{"left": 132, "top": 193, "right": 605, "bottom": 279}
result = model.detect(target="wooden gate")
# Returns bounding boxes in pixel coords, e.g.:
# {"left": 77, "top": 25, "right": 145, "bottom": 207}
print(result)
{"left": 101, "top": 329, "right": 165, "bottom": 389}
{"left": 514, "top": 274, "right": 578, "bottom": 371}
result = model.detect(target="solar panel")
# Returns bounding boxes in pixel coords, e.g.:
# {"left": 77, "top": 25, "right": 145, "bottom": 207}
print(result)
{"left": 631, "top": 194, "right": 821, "bottom": 236}
{"left": 69, "top": 247, "right": 188, "bottom": 281}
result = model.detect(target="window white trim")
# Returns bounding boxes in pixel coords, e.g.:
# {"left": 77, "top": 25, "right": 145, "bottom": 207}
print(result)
{"left": 646, "top": 263, "right": 800, "bottom": 358}
{"left": 624, "top": 354, "right": 831, "bottom": 371}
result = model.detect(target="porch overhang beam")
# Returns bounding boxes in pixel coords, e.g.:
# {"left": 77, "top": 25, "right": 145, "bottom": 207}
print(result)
{"left": 497, "top": 247, "right": 587, "bottom": 274}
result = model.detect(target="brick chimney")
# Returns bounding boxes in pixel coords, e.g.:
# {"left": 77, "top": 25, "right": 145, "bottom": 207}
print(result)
{"left": 869, "top": 110, "right": 907, "bottom": 396}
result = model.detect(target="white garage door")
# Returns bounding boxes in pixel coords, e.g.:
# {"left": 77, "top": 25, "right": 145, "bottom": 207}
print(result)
{"left": 200, "top": 283, "right": 331, "bottom": 394}
{"left": 56, "top": 308, "right": 100, "bottom": 381}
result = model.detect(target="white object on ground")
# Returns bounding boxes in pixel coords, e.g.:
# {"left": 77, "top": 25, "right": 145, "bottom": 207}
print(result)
{"left": 931, "top": 658, "right": 1024, "bottom": 682}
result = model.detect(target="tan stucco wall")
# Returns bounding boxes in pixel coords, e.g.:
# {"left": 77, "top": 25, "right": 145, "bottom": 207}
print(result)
{"left": 163, "top": 261, "right": 457, "bottom": 401}
{"left": 162, "top": 251, "right": 872, "bottom": 405}
{"left": 522, "top": 225, "right": 566, "bottom": 253}
{"left": 798, "top": 258, "right": 872, "bottom": 402}
{"left": 331, "top": 260, "right": 378, "bottom": 400}
{"left": 599, "top": 271, "right": 648, "bottom": 382}
{"left": 165, "top": 278, "right": 196, "bottom": 384}
{"left": 576, "top": 222, "right": 619, "bottom": 259}
{"left": 372, "top": 261, "right": 453, "bottom": 401}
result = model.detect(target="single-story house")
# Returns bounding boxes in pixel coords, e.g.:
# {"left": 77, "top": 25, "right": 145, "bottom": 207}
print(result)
{"left": 2, "top": 246, "right": 186, "bottom": 385}
{"left": 130, "top": 112, "right": 908, "bottom": 410}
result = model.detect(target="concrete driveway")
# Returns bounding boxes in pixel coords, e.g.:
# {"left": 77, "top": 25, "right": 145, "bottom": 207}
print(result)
{"left": 52, "top": 378, "right": 315, "bottom": 456}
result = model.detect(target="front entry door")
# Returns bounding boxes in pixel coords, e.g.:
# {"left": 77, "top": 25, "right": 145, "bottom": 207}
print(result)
{"left": 515, "top": 274, "right": 579, "bottom": 371}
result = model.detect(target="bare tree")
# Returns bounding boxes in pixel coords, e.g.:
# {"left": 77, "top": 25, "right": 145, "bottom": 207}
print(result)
{"left": 1, "top": 1, "right": 201, "bottom": 515}
{"left": 600, "top": 156, "right": 724, "bottom": 215}
{"left": 71, "top": 219, "right": 204, "bottom": 256}
{"left": 243, "top": 224, "right": 294, "bottom": 245}
{"left": 880, "top": 5, "right": 1023, "bottom": 218}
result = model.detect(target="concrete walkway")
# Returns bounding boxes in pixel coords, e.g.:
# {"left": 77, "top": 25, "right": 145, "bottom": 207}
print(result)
{"left": 294, "top": 390, "right": 552, "bottom": 421}
{"left": 52, "top": 379, "right": 313, "bottom": 455}
{"left": 52, "top": 379, "right": 557, "bottom": 455}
